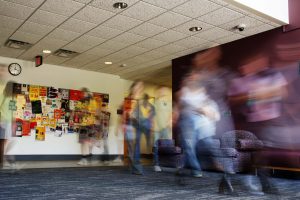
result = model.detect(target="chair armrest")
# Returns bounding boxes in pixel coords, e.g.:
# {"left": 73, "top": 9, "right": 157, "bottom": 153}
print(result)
{"left": 237, "top": 139, "right": 264, "bottom": 151}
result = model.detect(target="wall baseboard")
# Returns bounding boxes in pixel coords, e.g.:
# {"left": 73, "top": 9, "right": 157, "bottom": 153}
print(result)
{"left": 9, "top": 154, "right": 152, "bottom": 161}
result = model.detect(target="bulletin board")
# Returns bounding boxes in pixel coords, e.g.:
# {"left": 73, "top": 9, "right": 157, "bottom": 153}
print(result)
{"left": 11, "top": 83, "right": 109, "bottom": 141}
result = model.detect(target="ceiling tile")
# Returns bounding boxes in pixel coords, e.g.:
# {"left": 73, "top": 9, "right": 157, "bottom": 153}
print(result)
{"left": 0, "top": 28, "right": 15, "bottom": 39}
{"left": 90, "top": 0, "right": 140, "bottom": 13}
{"left": 135, "top": 38, "right": 167, "bottom": 50}
{"left": 121, "top": 1, "right": 166, "bottom": 21}
{"left": 225, "top": 4, "right": 250, "bottom": 15}
{"left": 219, "top": 16, "right": 264, "bottom": 32}
{"left": 173, "top": 36, "right": 208, "bottom": 48}
{"left": 172, "top": 0, "right": 221, "bottom": 18}
{"left": 140, "top": 50, "right": 169, "bottom": 59}
{"left": 73, "top": 6, "right": 115, "bottom": 24}
{"left": 40, "top": 0, "right": 85, "bottom": 16}
{"left": 3, "top": 0, "right": 45, "bottom": 8}
{"left": 240, "top": 24, "right": 275, "bottom": 36}
{"left": 198, "top": 7, "right": 244, "bottom": 26}
{"left": 129, "top": 23, "right": 167, "bottom": 37}
{"left": 73, "top": 0, "right": 92, "bottom": 4}
{"left": 0, "top": 15, "right": 24, "bottom": 30}
{"left": 97, "top": 40, "right": 130, "bottom": 51}
{"left": 18, "top": 21, "right": 54, "bottom": 36}
{"left": 59, "top": 18, "right": 97, "bottom": 34}
{"left": 118, "top": 45, "right": 148, "bottom": 56}
{"left": 142, "top": 0, "right": 189, "bottom": 9}
{"left": 10, "top": 31, "right": 43, "bottom": 44}
{"left": 38, "top": 37, "right": 69, "bottom": 49}
{"left": 44, "top": 55, "right": 70, "bottom": 65}
{"left": 155, "top": 44, "right": 187, "bottom": 54}
{"left": 102, "top": 52, "right": 134, "bottom": 62}
{"left": 152, "top": 30, "right": 187, "bottom": 43}
{"left": 113, "top": 32, "right": 146, "bottom": 45}
{"left": 101, "top": 15, "right": 143, "bottom": 31}
{"left": 85, "top": 46, "right": 114, "bottom": 56}
{"left": 48, "top": 28, "right": 81, "bottom": 42}
{"left": 0, "top": 1, "right": 35, "bottom": 20}
{"left": 0, "top": 46, "right": 25, "bottom": 58}
{"left": 194, "top": 27, "right": 233, "bottom": 40}
{"left": 214, "top": 33, "right": 244, "bottom": 44}
{"left": 62, "top": 53, "right": 100, "bottom": 67}
{"left": 87, "top": 25, "right": 123, "bottom": 39}
{"left": 28, "top": 10, "right": 68, "bottom": 27}
{"left": 64, "top": 41, "right": 94, "bottom": 53}
{"left": 148, "top": 11, "right": 191, "bottom": 29}
{"left": 172, "top": 19, "right": 214, "bottom": 35}
{"left": 74, "top": 35, "right": 105, "bottom": 46}
{"left": 209, "top": 0, "right": 228, "bottom": 6}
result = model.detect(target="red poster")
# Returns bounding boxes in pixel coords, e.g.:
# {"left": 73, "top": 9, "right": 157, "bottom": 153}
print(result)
{"left": 54, "top": 109, "right": 63, "bottom": 119}
{"left": 69, "top": 90, "right": 83, "bottom": 101}
{"left": 30, "top": 122, "right": 37, "bottom": 129}
{"left": 39, "top": 86, "right": 47, "bottom": 97}
{"left": 22, "top": 120, "right": 31, "bottom": 136}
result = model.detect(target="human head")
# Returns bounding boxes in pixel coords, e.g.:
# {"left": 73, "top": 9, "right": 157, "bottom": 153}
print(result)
{"left": 239, "top": 53, "right": 270, "bottom": 76}
{"left": 129, "top": 80, "right": 144, "bottom": 98}
{"left": 192, "top": 46, "right": 222, "bottom": 71}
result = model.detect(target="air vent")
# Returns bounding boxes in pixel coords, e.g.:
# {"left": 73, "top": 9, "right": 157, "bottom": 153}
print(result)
{"left": 53, "top": 49, "right": 79, "bottom": 58}
{"left": 5, "top": 39, "right": 32, "bottom": 49}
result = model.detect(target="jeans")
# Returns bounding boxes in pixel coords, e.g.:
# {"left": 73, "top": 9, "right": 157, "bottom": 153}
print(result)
{"left": 124, "top": 125, "right": 135, "bottom": 168}
{"left": 179, "top": 112, "right": 216, "bottom": 173}
{"left": 153, "top": 127, "right": 170, "bottom": 166}
{"left": 133, "top": 125, "right": 151, "bottom": 166}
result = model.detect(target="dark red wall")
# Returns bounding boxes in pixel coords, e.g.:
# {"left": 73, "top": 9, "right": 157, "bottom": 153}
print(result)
{"left": 173, "top": 0, "right": 300, "bottom": 93}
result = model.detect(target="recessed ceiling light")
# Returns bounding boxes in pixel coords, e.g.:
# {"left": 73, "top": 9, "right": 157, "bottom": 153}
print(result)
{"left": 43, "top": 49, "right": 51, "bottom": 54}
{"left": 104, "top": 61, "right": 113, "bottom": 65}
{"left": 189, "top": 27, "right": 202, "bottom": 32}
{"left": 113, "top": 2, "right": 128, "bottom": 9}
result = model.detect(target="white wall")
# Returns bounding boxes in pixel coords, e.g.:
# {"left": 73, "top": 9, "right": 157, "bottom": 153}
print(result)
{"left": 0, "top": 56, "right": 125, "bottom": 155}
{"left": 228, "top": 0, "right": 289, "bottom": 24}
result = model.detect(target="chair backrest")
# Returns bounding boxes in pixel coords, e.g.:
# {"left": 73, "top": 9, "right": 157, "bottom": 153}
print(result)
{"left": 220, "top": 130, "right": 258, "bottom": 148}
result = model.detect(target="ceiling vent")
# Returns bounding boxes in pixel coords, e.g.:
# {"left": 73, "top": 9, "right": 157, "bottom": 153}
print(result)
{"left": 53, "top": 49, "right": 79, "bottom": 58}
{"left": 5, "top": 39, "right": 32, "bottom": 50}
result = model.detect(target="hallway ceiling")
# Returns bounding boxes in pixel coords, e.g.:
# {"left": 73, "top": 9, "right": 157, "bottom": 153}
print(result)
{"left": 0, "top": 0, "right": 284, "bottom": 86}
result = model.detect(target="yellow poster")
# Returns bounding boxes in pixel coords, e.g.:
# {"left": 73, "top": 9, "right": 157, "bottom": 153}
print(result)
{"left": 29, "top": 85, "right": 39, "bottom": 101}
{"left": 49, "top": 119, "right": 56, "bottom": 129}
{"left": 35, "top": 126, "right": 45, "bottom": 141}
{"left": 35, "top": 114, "right": 42, "bottom": 126}
{"left": 42, "top": 116, "right": 49, "bottom": 126}
{"left": 16, "top": 94, "right": 26, "bottom": 109}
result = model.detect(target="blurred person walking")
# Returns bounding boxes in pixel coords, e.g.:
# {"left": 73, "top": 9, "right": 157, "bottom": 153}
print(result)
{"left": 122, "top": 81, "right": 144, "bottom": 174}
{"left": 152, "top": 86, "right": 172, "bottom": 172}
{"left": 228, "top": 53, "right": 287, "bottom": 195}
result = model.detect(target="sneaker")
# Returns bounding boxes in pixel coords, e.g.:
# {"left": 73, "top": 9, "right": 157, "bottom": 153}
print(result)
{"left": 191, "top": 170, "right": 203, "bottom": 178}
{"left": 77, "top": 158, "right": 88, "bottom": 166}
{"left": 154, "top": 165, "right": 162, "bottom": 172}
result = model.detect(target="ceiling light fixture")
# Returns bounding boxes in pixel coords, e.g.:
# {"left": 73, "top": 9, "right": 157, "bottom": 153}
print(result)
{"left": 104, "top": 61, "right": 113, "bottom": 65}
{"left": 120, "top": 64, "right": 127, "bottom": 67}
{"left": 113, "top": 2, "right": 128, "bottom": 9}
{"left": 189, "top": 27, "right": 202, "bottom": 32}
{"left": 43, "top": 49, "right": 51, "bottom": 54}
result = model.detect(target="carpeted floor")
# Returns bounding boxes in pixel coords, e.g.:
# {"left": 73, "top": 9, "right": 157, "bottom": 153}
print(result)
{"left": 0, "top": 166, "right": 299, "bottom": 200}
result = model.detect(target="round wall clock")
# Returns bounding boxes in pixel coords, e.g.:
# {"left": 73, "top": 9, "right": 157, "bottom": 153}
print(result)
{"left": 8, "top": 63, "right": 22, "bottom": 76}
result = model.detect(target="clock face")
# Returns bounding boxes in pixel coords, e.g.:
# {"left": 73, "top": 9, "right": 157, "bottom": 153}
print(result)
{"left": 8, "top": 63, "right": 22, "bottom": 76}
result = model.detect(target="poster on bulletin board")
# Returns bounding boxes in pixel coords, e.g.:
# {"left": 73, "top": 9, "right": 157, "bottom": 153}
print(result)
{"left": 36, "top": 126, "right": 46, "bottom": 141}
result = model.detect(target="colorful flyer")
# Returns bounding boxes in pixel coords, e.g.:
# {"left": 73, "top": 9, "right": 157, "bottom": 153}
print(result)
{"left": 54, "top": 109, "right": 63, "bottom": 120}
{"left": 69, "top": 90, "right": 83, "bottom": 101}
{"left": 39, "top": 86, "right": 47, "bottom": 97}
{"left": 13, "top": 83, "right": 22, "bottom": 94}
{"left": 29, "top": 85, "right": 39, "bottom": 101}
{"left": 49, "top": 118, "right": 56, "bottom": 129}
{"left": 59, "top": 89, "right": 69, "bottom": 100}
{"left": 47, "top": 87, "right": 58, "bottom": 98}
{"left": 41, "top": 116, "right": 49, "bottom": 126}
{"left": 22, "top": 120, "right": 31, "bottom": 136}
{"left": 35, "top": 114, "right": 42, "bottom": 126}
{"left": 35, "top": 126, "right": 46, "bottom": 141}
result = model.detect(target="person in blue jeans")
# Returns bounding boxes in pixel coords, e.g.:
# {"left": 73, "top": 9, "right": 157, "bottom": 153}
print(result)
{"left": 177, "top": 72, "right": 220, "bottom": 177}
{"left": 133, "top": 94, "right": 155, "bottom": 175}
